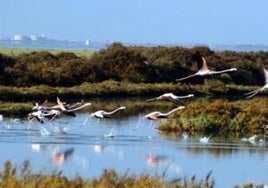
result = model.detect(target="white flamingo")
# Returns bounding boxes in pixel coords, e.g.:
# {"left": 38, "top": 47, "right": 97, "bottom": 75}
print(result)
{"left": 27, "top": 110, "right": 46, "bottom": 123}
{"left": 134, "top": 106, "right": 185, "bottom": 131}
{"left": 176, "top": 57, "right": 237, "bottom": 81}
{"left": 147, "top": 93, "right": 194, "bottom": 105}
{"left": 46, "top": 101, "right": 91, "bottom": 125}
{"left": 244, "top": 68, "right": 268, "bottom": 98}
{"left": 29, "top": 100, "right": 91, "bottom": 126}
{"left": 147, "top": 93, "right": 194, "bottom": 102}
{"left": 47, "top": 97, "right": 91, "bottom": 119}
{"left": 82, "top": 106, "right": 126, "bottom": 125}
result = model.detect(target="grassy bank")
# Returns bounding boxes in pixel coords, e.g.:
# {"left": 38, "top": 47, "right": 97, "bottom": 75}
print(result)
{"left": 0, "top": 80, "right": 259, "bottom": 102}
{"left": 0, "top": 47, "right": 95, "bottom": 58}
{"left": 0, "top": 80, "right": 260, "bottom": 115}
{"left": 158, "top": 97, "right": 268, "bottom": 136}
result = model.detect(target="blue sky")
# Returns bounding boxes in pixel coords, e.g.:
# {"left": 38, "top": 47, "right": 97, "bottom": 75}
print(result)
{"left": 0, "top": 0, "right": 267, "bottom": 44}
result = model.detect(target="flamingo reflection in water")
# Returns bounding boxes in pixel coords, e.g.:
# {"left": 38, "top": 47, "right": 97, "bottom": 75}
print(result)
{"left": 145, "top": 152, "right": 183, "bottom": 177}
{"left": 176, "top": 57, "right": 237, "bottom": 81}
{"left": 133, "top": 106, "right": 185, "bottom": 131}
{"left": 30, "top": 144, "right": 74, "bottom": 165}
{"left": 31, "top": 144, "right": 89, "bottom": 168}
{"left": 82, "top": 106, "right": 126, "bottom": 125}
{"left": 52, "top": 148, "right": 75, "bottom": 166}
{"left": 146, "top": 153, "right": 168, "bottom": 167}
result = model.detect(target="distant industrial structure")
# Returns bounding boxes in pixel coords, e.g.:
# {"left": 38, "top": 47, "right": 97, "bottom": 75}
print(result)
{"left": 11, "top": 34, "right": 48, "bottom": 42}
{"left": 1, "top": 34, "right": 268, "bottom": 52}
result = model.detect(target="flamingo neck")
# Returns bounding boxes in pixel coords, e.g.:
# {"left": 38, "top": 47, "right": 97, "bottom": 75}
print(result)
{"left": 162, "top": 106, "right": 184, "bottom": 116}
{"left": 209, "top": 68, "right": 236, "bottom": 74}
{"left": 67, "top": 103, "right": 91, "bottom": 112}
{"left": 105, "top": 107, "right": 124, "bottom": 115}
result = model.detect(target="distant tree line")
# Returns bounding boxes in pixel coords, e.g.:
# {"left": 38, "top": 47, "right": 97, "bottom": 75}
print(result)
{"left": 0, "top": 42, "right": 267, "bottom": 87}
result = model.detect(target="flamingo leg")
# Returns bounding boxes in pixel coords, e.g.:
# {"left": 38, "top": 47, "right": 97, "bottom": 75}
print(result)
{"left": 244, "top": 90, "right": 260, "bottom": 98}
{"left": 27, "top": 117, "right": 34, "bottom": 129}
{"left": 149, "top": 120, "right": 154, "bottom": 129}
{"left": 48, "top": 120, "right": 54, "bottom": 128}
{"left": 81, "top": 117, "right": 89, "bottom": 126}
{"left": 133, "top": 118, "right": 141, "bottom": 131}
{"left": 244, "top": 89, "right": 258, "bottom": 95}
{"left": 49, "top": 114, "right": 58, "bottom": 127}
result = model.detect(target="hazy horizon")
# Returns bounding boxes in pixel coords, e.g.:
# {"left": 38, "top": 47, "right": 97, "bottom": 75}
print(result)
{"left": 1, "top": 0, "right": 268, "bottom": 45}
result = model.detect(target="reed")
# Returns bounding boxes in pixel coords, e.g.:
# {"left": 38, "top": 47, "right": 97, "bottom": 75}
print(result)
{"left": 0, "top": 160, "right": 217, "bottom": 188}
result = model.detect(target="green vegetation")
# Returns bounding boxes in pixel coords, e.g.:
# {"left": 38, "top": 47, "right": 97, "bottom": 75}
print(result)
{"left": 0, "top": 46, "right": 267, "bottom": 187}
{"left": 0, "top": 43, "right": 268, "bottom": 87}
{"left": 158, "top": 97, "right": 268, "bottom": 136}
{"left": 0, "top": 80, "right": 259, "bottom": 118}
{"left": 0, "top": 43, "right": 267, "bottom": 134}
{"left": 0, "top": 48, "right": 95, "bottom": 58}
{"left": 0, "top": 160, "right": 266, "bottom": 188}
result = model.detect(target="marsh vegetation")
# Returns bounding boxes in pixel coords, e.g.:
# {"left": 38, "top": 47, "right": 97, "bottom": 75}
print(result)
{"left": 0, "top": 43, "right": 267, "bottom": 134}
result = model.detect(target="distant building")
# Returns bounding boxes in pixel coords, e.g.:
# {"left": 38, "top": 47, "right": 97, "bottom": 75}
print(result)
{"left": 30, "top": 34, "right": 48, "bottom": 41}
{"left": 12, "top": 35, "right": 31, "bottom": 41}
{"left": 30, "top": 35, "right": 38, "bottom": 41}
{"left": 85, "top": 39, "right": 90, "bottom": 46}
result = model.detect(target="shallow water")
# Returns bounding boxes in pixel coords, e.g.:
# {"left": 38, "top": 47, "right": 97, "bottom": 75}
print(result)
{"left": 0, "top": 111, "right": 268, "bottom": 188}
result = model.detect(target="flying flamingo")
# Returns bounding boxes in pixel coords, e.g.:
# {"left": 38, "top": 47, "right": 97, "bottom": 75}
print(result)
{"left": 32, "top": 101, "right": 50, "bottom": 111}
{"left": 46, "top": 101, "right": 91, "bottom": 124}
{"left": 27, "top": 110, "right": 46, "bottom": 123}
{"left": 46, "top": 97, "right": 91, "bottom": 119}
{"left": 147, "top": 93, "right": 194, "bottom": 104}
{"left": 82, "top": 106, "right": 126, "bottom": 125}
{"left": 244, "top": 68, "right": 268, "bottom": 98}
{"left": 29, "top": 99, "right": 91, "bottom": 125}
{"left": 176, "top": 57, "right": 237, "bottom": 81}
{"left": 134, "top": 106, "right": 185, "bottom": 131}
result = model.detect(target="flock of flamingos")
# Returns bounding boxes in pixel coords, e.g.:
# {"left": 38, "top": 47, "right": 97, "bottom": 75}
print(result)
{"left": 25, "top": 57, "right": 268, "bottom": 139}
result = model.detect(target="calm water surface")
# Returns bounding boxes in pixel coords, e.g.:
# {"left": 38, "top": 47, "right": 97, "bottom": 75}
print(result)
{"left": 0, "top": 107, "right": 268, "bottom": 188}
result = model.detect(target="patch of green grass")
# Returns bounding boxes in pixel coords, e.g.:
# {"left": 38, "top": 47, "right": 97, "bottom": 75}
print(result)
{"left": 0, "top": 48, "right": 95, "bottom": 58}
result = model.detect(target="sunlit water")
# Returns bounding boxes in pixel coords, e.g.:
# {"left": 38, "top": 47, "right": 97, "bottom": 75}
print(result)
{"left": 0, "top": 112, "right": 267, "bottom": 188}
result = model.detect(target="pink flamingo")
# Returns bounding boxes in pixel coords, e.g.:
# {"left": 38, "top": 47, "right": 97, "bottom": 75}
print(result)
{"left": 82, "top": 106, "right": 126, "bottom": 125}
{"left": 244, "top": 68, "right": 268, "bottom": 98}
{"left": 176, "top": 57, "right": 237, "bottom": 81}
{"left": 134, "top": 106, "right": 185, "bottom": 131}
